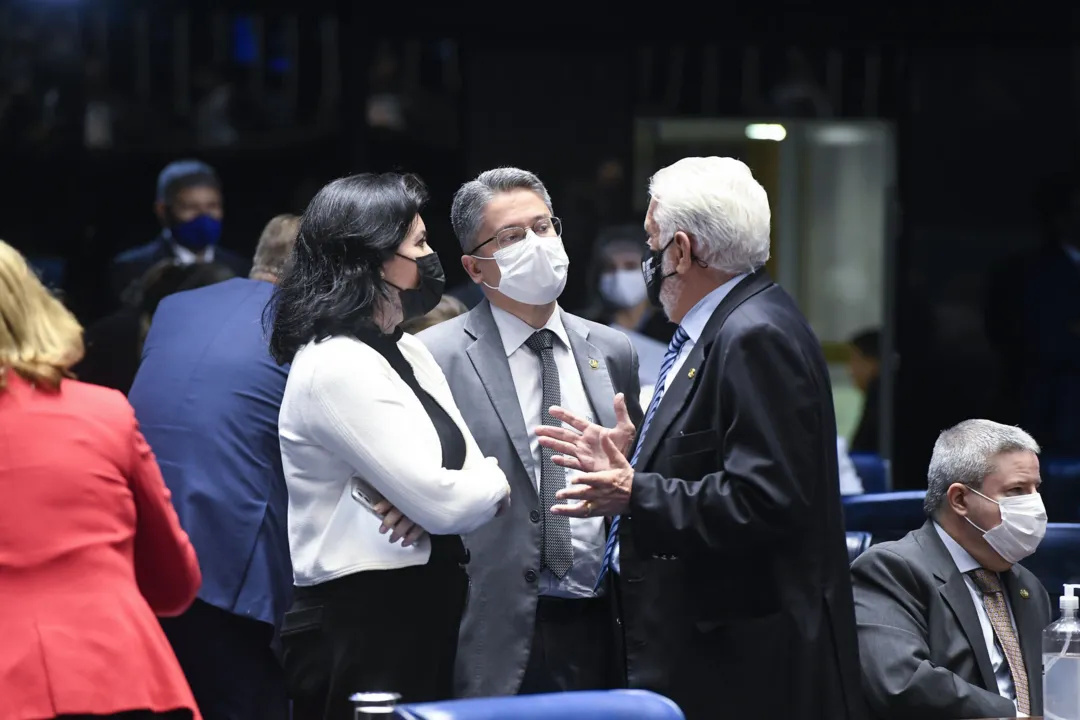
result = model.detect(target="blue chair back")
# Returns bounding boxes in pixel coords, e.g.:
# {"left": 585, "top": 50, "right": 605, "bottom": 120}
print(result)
{"left": 1041, "top": 458, "right": 1080, "bottom": 523}
{"left": 850, "top": 453, "right": 889, "bottom": 493}
{"left": 842, "top": 490, "right": 927, "bottom": 541}
{"left": 396, "top": 690, "right": 685, "bottom": 720}
{"left": 846, "top": 531, "right": 873, "bottom": 564}
{"left": 1022, "top": 523, "right": 1080, "bottom": 606}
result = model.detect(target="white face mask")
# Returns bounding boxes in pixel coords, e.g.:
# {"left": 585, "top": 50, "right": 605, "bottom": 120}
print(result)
{"left": 965, "top": 488, "right": 1047, "bottom": 564}
{"left": 599, "top": 268, "right": 647, "bottom": 309}
{"left": 476, "top": 232, "right": 569, "bottom": 305}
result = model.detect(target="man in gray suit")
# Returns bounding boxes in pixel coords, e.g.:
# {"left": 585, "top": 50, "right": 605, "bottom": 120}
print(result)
{"left": 419, "top": 167, "right": 642, "bottom": 697}
{"left": 852, "top": 419, "right": 1051, "bottom": 719}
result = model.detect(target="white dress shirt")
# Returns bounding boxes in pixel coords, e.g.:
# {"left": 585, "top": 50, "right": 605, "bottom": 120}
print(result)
{"left": 614, "top": 273, "right": 747, "bottom": 574}
{"left": 279, "top": 333, "right": 510, "bottom": 586}
{"left": 490, "top": 305, "right": 606, "bottom": 599}
{"left": 933, "top": 522, "right": 1024, "bottom": 714}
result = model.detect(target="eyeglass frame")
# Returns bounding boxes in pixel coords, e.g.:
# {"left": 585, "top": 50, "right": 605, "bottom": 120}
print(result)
{"left": 469, "top": 216, "right": 563, "bottom": 255}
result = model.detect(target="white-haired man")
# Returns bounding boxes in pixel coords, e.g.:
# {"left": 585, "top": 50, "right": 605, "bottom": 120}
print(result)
{"left": 537, "top": 157, "right": 864, "bottom": 719}
{"left": 418, "top": 168, "right": 643, "bottom": 698}
{"left": 852, "top": 419, "right": 1050, "bottom": 719}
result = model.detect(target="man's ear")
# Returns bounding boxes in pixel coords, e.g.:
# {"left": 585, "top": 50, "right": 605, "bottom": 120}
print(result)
{"left": 153, "top": 200, "right": 167, "bottom": 226}
{"left": 460, "top": 255, "right": 481, "bottom": 284}
{"left": 672, "top": 231, "right": 694, "bottom": 273}
{"left": 945, "top": 483, "right": 969, "bottom": 516}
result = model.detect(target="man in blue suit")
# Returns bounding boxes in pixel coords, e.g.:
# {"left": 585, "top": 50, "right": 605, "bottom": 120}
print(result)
{"left": 128, "top": 214, "right": 299, "bottom": 720}
{"left": 110, "top": 159, "right": 250, "bottom": 303}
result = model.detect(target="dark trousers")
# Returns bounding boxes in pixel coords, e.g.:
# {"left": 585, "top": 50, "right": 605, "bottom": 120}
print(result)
{"left": 159, "top": 599, "right": 288, "bottom": 720}
{"left": 519, "top": 595, "right": 617, "bottom": 694}
{"left": 282, "top": 537, "right": 470, "bottom": 720}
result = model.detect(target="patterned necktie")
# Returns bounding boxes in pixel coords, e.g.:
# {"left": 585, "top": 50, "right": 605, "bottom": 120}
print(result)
{"left": 594, "top": 325, "right": 691, "bottom": 590}
{"left": 968, "top": 568, "right": 1029, "bottom": 715}
{"left": 524, "top": 329, "right": 574, "bottom": 579}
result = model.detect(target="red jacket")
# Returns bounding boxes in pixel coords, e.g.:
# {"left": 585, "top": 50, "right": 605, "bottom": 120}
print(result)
{"left": 0, "top": 372, "right": 202, "bottom": 720}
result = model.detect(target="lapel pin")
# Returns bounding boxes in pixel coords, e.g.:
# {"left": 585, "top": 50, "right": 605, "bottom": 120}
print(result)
{"left": 588, "top": 359, "right": 599, "bottom": 369}
{"left": 1020, "top": 588, "right": 1030, "bottom": 599}
{"left": 687, "top": 368, "right": 697, "bottom": 379}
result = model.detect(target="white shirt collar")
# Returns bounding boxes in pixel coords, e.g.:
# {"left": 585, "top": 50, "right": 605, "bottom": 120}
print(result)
{"left": 678, "top": 273, "right": 749, "bottom": 342}
{"left": 933, "top": 521, "right": 981, "bottom": 574}
{"left": 489, "top": 304, "right": 571, "bottom": 357}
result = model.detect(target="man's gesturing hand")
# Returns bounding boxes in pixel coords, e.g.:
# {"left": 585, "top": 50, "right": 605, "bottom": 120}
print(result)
{"left": 535, "top": 392, "right": 636, "bottom": 473}
{"left": 373, "top": 500, "right": 426, "bottom": 547}
{"left": 551, "top": 434, "right": 634, "bottom": 518}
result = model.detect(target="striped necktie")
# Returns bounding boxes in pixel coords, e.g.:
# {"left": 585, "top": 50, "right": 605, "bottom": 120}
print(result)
{"left": 594, "top": 325, "right": 691, "bottom": 591}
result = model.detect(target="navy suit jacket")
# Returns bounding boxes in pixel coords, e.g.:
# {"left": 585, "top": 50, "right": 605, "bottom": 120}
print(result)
{"left": 110, "top": 234, "right": 251, "bottom": 302}
{"left": 128, "top": 278, "right": 291, "bottom": 629}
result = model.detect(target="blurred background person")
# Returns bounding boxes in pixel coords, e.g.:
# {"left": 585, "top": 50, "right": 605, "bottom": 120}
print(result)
{"left": 401, "top": 293, "right": 467, "bottom": 334}
{"left": 128, "top": 214, "right": 300, "bottom": 720}
{"left": 581, "top": 225, "right": 671, "bottom": 399}
{"left": 74, "top": 260, "right": 236, "bottom": 393}
{"left": 848, "top": 328, "right": 882, "bottom": 455}
{"left": 269, "top": 174, "right": 510, "bottom": 717}
{"left": 0, "top": 239, "right": 202, "bottom": 720}
{"left": 109, "top": 160, "right": 249, "bottom": 302}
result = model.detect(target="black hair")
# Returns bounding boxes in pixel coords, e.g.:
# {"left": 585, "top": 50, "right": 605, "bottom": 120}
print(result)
{"left": 850, "top": 328, "right": 881, "bottom": 360}
{"left": 266, "top": 172, "right": 428, "bottom": 364}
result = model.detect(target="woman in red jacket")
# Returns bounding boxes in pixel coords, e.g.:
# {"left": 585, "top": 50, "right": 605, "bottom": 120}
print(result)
{"left": 0, "top": 240, "right": 203, "bottom": 720}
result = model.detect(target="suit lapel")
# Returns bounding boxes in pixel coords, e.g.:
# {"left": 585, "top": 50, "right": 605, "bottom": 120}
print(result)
{"left": 562, "top": 312, "right": 616, "bottom": 429}
{"left": 1003, "top": 569, "right": 1043, "bottom": 703}
{"left": 633, "top": 270, "right": 774, "bottom": 470}
{"left": 918, "top": 523, "right": 1000, "bottom": 691}
{"left": 464, "top": 301, "right": 537, "bottom": 494}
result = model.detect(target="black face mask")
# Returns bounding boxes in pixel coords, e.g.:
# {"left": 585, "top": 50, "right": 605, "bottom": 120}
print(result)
{"left": 642, "top": 237, "right": 678, "bottom": 309}
{"left": 388, "top": 252, "right": 445, "bottom": 322}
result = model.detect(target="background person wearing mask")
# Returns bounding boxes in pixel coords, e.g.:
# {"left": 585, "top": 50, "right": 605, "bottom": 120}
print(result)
{"left": 0, "top": 239, "right": 202, "bottom": 720}
{"left": 582, "top": 226, "right": 670, "bottom": 397}
{"left": 109, "top": 159, "right": 250, "bottom": 302}
{"left": 419, "top": 167, "right": 642, "bottom": 698}
{"left": 851, "top": 419, "right": 1050, "bottom": 719}
{"left": 269, "top": 173, "right": 510, "bottom": 717}
{"left": 536, "top": 157, "right": 862, "bottom": 720}
{"left": 127, "top": 214, "right": 300, "bottom": 720}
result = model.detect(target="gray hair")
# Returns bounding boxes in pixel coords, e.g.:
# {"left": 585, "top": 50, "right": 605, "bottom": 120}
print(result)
{"left": 450, "top": 167, "right": 553, "bottom": 252}
{"left": 250, "top": 214, "right": 300, "bottom": 280}
{"left": 924, "top": 419, "right": 1041, "bottom": 516}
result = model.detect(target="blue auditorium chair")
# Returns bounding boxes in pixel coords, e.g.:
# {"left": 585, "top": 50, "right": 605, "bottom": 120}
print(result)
{"left": 842, "top": 490, "right": 927, "bottom": 541}
{"left": 1022, "top": 523, "right": 1080, "bottom": 604}
{"left": 396, "top": 690, "right": 685, "bottom": 720}
{"left": 849, "top": 453, "right": 889, "bottom": 493}
{"left": 846, "top": 531, "right": 873, "bottom": 564}
{"left": 1041, "top": 458, "right": 1080, "bottom": 523}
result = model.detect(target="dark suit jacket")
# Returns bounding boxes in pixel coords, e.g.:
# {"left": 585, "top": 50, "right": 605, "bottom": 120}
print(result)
{"left": 852, "top": 520, "right": 1051, "bottom": 719}
{"left": 127, "top": 278, "right": 292, "bottom": 630}
{"left": 618, "top": 270, "right": 864, "bottom": 720}
{"left": 110, "top": 234, "right": 250, "bottom": 302}
{"left": 418, "top": 300, "right": 643, "bottom": 697}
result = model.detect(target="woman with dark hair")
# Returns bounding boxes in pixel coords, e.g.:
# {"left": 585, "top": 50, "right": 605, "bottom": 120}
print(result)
{"left": 269, "top": 173, "right": 511, "bottom": 718}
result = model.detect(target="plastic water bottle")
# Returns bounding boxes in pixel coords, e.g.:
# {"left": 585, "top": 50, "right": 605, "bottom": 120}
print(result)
{"left": 1044, "top": 584, "right": 1080, "bottom": 720}
{"left": 350, "top": 691, "right": 401, "bottom": 717}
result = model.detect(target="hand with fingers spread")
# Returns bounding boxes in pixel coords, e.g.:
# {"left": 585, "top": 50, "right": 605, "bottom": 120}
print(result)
{"left": 373, "top": 500, "right": 427, "bottom": 547}
{"left": 550, "top": 434, "right": 634, "bottom": 518}
{"left": 535, "top": 392, "right": 636, "bottom": 474}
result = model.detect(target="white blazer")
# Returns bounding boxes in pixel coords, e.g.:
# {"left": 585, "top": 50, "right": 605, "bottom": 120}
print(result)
{"left": 279, "top": 332, "right": 511, "bottom": 586}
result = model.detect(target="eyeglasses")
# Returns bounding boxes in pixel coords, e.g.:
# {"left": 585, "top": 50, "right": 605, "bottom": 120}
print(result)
{"left": 472, "top": 217, "right": 562, "bottom": 254}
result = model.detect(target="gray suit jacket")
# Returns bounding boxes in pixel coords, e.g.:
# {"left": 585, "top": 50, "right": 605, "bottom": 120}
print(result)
{"left": 418, "top": 299, "right": 642, "bottom": 697}
{"left": 851, "top": 520, "right": 1051, "bottom": 720}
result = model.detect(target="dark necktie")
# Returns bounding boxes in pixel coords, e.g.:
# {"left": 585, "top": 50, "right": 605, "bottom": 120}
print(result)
{"left": 594, "top": 325, "right": 691, "bottom": 590}
{"left": 968, "top": 568, "right": 1029, "bottom": 714}
{"left": 524, "top": 329, "right": 574, "bottom": 578}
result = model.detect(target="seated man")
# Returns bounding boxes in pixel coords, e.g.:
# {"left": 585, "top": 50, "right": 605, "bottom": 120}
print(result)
{"left": 852, "top": 419, "right": 1051, "bottom": 719}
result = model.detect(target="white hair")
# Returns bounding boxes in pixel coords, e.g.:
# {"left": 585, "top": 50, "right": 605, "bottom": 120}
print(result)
{"left": 648, "top": 157, "right": 771, "bottom": 274}
{"left": 924, "top": 419, "right": 1041, "bottom": 516}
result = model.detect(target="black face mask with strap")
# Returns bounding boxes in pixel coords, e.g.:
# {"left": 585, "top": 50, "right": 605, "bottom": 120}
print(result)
{"left": 387, "top": 252, "right": 445, "bottom": 321}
